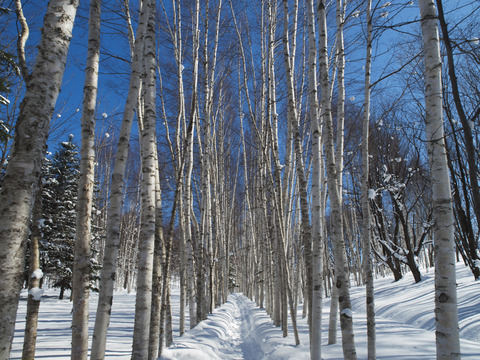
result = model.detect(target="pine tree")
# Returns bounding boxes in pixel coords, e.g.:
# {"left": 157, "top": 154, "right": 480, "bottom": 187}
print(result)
{"left": 41, "top": 136, "right": 102, "bottom": 300}
{"left": 41, "top": 135, "right": 79, "bottom": 299}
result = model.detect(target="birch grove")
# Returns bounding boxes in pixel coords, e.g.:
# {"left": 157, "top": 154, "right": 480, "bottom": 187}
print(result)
{"left": 0, "top": 0, "right": 474, "bottom": 359}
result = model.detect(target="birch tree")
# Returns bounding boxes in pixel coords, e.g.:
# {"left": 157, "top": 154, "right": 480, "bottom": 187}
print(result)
{"left": 179, "top": 0, "right": 198, "bottom": 326}
{"left": 71, "top": 0, "right": 101, "bottom": 358}
{"left": 13, "top": 2, "right": 42, "bottom": 358}
{"left": 91, "top": 0, "right": 150, "bottom": 356}
{"left": 0, "top": 1, "right": 78, "bottom": 357}
{"left": 418, "top": 0, "right": 461, "bottom": 358}
{"left": 317, "top": 0, "right": 357, "bottom": 358}
{"left": 131, "top": 0, "right": 157, "bottom": 357}
{"left": 435, "top": 0, "right": 480, "bottom": 236}
{"left": 148, "top": 159, "right": 164, "bottom": 360}
{"left": 305, "top": 0, "right": 323, "bottom": 357}
{"left": 22, "top": 182, "right": 43, "bottom": 360}
{"left": 362, "top": 0, "right": 376, "bottom": 358}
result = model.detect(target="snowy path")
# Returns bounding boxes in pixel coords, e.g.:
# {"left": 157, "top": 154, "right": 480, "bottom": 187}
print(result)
{"left": 160, "top": 293, "right": 268, "bottom": 360}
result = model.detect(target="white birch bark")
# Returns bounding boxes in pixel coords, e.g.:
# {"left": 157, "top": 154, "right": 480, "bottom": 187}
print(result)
{"left": 286, "top": 0, "right": 314, "bottom": 334}
{"left": 13, "top": 0, "right": 30, "bottom": 85}
{"left": 131, "top": 0, "right": 157, "bottom": 357}
{"left": 168, "top": 0, "right": 196, "bottom": 332}
{"left": 22, "top": 184, "right": 42, "bottom": 360}
{"left": 148, "top": 157, "right": 164, "bottom": 360}
{"left": 266, "top": 0, "right": 282, "bottom": 330}
{"left": 71, "top": 1, "right": 101, "bottom": 358}
{"left": 418, "top": 1, "right": 461, "bottom": 358}
{"left": 14, "top": 3, "right": 39, "bottom": 359}
{"left": 0, "top": 1, "right": 78, "bottom": 357}
{"left": 182, "top": 33, "right": 197, "bottom": 328}
{"left": 318, "top": 1, "right": 357, "bottom": 359}
{"left": 328, "top": 277, "right": 339, "bottom": 344}
{"left": 362, "top": 1, "right": 376, "bottom": 358}
{"left": 167, "top": 0, "right": 187, "bottom": 335}
{"left": 335, "top": 0, "right": 345, "bottom": 187}
{"left": 305, "top": 0, "right": 323, "bottom": 357}
{"left": 201, "top": 0, "right": 223, "bottom": 316}
{"left": 90, "top": 0, "right": 150, "bottom": 357}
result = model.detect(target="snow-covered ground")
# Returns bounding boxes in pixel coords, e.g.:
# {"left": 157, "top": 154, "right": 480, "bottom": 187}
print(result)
{"left": 11, "top": 263, "right": 480, "bottom": 359}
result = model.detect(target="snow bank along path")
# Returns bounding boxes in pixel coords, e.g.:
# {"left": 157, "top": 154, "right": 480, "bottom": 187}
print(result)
{"left": 160, "top": 293, "right": 283, "bottom": 360}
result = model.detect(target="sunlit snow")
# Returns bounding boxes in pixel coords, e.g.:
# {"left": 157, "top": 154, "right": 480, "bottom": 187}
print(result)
{"left": 11, "top": 263, "right": 480, "bottom": 359}
{"left": 28, "top": 287, "right": 44, "bottom": 301}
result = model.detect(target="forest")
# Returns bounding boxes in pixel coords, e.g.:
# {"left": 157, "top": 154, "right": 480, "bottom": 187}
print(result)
{"left": 0, "top": 0, "right": 479, "bottom": 359}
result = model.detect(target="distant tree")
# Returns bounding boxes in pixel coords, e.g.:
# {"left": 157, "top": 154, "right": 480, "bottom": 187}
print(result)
{"left": 41, "top": 136, "right": 79, "bottom": 300}
{"left": 40, "top": 136, "right": 101, "bottom": 301}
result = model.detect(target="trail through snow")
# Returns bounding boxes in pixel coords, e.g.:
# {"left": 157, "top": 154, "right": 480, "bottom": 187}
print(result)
{"left": 160, "top": 293, "right": 266, "bottom": 360}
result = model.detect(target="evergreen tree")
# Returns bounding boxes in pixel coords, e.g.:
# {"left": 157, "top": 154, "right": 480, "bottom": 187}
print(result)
{"left": 41, "top": 135, "right": 79, "bottom": 299}
{"left": 39, "top": 136, "right": 102, "bottom": 299}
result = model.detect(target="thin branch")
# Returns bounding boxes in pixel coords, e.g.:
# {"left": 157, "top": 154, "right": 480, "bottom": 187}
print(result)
{"left": 14, "top": 0, "right": 30, "bottom": 85}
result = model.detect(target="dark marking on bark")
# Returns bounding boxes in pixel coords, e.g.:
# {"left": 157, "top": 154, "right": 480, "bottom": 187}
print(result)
{"left": 438, "top": 292, "right": 449, "bottom": 303}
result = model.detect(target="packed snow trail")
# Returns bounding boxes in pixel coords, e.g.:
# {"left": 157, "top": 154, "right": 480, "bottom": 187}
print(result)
{"left": 160, "top": 293, "right": 272, "bottom": 360}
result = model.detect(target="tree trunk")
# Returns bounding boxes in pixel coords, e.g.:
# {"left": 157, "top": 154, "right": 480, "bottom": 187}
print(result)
{"left": 71, "top": 0, "right": 101, "bottom": 358}
{"left": 317, "top": 1, "right": 357, "bottom": 359}
{"left": 90, "top": 0, "right": 150, "bottom": 357}
{"left": 0, "top": 1, "right": 78, "bottom": 357}
{"left": 418, "top": 1, "right": 461, "bottom": 359}
{"left": 328, "top": 278, "right": 339, "bottom": 345}
{"left": 22, "top": 184, "right": 43, "bottom": 360}
{"left": 435, "top": 0, "right": 480, "bottom": 235}
{"left": 131, "top": 0, "right": 157, "bottom": 357}
{"left": 148, "top": 154, "right": 164, "bottom": 360}
{"left": 361, "top": 1, "right": 376, "bottom": 358}
{"left": 305, "top": 0, "right": 323, "bottom": 357}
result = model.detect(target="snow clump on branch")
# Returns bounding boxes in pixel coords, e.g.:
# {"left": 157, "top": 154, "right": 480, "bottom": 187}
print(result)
{"left": 341, "top": 308, "right": 353, "bottom": 318}
{"left": 31, "top": 268, "right": 44, "bottom": 279}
